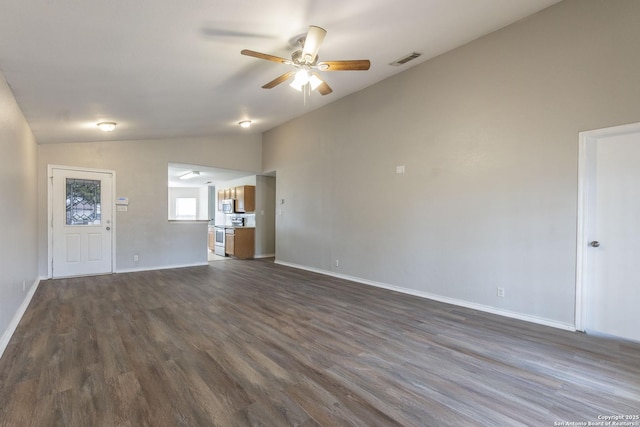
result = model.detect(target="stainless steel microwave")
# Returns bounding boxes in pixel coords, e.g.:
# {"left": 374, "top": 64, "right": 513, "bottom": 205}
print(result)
{"left": 221, "top": 199, "right": 235, "bottom": 213}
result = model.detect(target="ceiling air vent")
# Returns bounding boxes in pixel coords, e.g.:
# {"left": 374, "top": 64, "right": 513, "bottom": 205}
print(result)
{"left": 389, "top": 52, "right": 422, "bottom": 66}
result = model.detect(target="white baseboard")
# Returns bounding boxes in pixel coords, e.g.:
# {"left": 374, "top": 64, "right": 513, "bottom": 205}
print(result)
{"left": 116, "top": 261, "right": 208, "bottom": 274}
{"left": 274, "top": 260, "right": 576, "bottom": 333}
{"left": 0, "top": 278, "right": 41, "bottom": 360}
{"left": 585, "top": 329, "right": 640, "bottom": 345}
{"left": 254, "top": 253, "right": 276, "bottom": 259}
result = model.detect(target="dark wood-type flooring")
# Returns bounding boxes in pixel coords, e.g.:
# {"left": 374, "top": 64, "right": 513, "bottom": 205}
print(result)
{"left": 1, "top": 259, "right": 639, "bottom": 426}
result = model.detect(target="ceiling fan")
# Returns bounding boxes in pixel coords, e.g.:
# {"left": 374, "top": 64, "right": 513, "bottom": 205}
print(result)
{"left": 241, "top": 25, "right": 370, "bottom": 96}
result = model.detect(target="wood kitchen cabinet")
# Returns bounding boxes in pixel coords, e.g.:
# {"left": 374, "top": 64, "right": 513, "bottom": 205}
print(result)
{"left": 225, "top": 228, "right": 234, "bottom": 256}
{"left": 223, "top": 187, "right": 236, "bottom": 200}
{"left": 208, "top": 229, "right": 215, "bottom": 251}
{"left": 224, "top": 227, "right": 254, "bottom": 259}
{"left": 217, "top": 185, "right": 255, "bottom": 212}
{"left": 217, "top": 190, "right": 224, "bottom": 211}
{"left": 234, "top": 185, "right": 255, "bottom": 212}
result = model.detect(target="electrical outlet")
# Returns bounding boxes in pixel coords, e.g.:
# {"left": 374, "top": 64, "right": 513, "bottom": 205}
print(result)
{"left": 334, "top": 259, "right": 340, "bottom": 267}
{"left": 133, "top": 254, "right": 139, "bottom": 262}
{"left": 497, "top": 287, "right": 505, "bottom": 297}
{"left": 22, "top": 280, "right": 26, "bottom": 292}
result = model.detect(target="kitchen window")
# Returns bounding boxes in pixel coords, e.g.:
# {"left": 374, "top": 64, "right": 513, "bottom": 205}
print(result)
{"left": 168, "top": 186, "right": 207, "bottom": 220}
{"left": 175, "top": 197, "right": 197, "bottom": 220}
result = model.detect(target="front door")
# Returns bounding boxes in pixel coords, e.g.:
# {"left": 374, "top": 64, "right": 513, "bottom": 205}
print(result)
{"left": 51, "top": 167, "right": 113, "bottom": 278}
{"left": 577, "top": 123, "right": 640, "bottom": 342}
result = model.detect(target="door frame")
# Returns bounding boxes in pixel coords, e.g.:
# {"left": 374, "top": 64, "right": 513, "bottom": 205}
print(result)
{"left": 47, "top": 165, "right": 117, "bottom": 278}
{"left": 575, "top": 121, "right": 640, "bottom": 332}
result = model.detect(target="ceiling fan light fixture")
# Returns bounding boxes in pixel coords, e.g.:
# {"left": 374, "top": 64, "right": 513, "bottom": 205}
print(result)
{"left": 179, "top": 171, "right": 200, "bottom": 180}
{"left": 289, "top": 80, "right": 303, "bottom": 91}
{"left": 241, "top": 25, "right": 369, "bottom": 98}
{"left": 293, "top": 69, "right": 310, "bottom": 85}
{"left": 97, "top": 121, "right": 116, "bottom": 131}
{"left": 308, "top": 74, "right": 323, "bottom": 90}
{"left": 290, "top": 72, "right": 305, "bottom": 91}
{"left": 239, "top": 120, "right": 252, "bottom": 128}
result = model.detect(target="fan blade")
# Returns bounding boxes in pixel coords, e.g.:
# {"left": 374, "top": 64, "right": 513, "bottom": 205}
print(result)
{"left": 317, "top": 60, "right": 371, "bottom": 71}
{"left": 262, "top": 71, "right": 296, "bottom": 89}
{"left": 241, "top": 49, "right": 291, "bottom": 64}
{"left": 302, "top": 25, "right": 326, "bottom": 63}
{"left": 310, "top": 73, "right": 332, "bottom": 95}
{"left": 317, "top": 80, "right": 333, "bottom": 96}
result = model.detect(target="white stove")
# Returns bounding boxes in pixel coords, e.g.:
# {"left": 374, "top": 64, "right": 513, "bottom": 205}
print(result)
{"left": 213, "top": 226, "right": 225, "bottom": 256}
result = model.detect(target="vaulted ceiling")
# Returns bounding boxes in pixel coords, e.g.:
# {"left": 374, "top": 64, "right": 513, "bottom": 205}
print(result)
{"left": 0, "top": 0, "right": 560, "bottom": 144}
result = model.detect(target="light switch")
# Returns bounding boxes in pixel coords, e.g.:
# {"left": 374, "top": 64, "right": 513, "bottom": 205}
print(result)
{"left": 117, "top": 205, "right": 127, "bottom": 212}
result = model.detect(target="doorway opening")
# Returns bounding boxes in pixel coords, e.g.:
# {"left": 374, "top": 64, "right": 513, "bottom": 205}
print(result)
{"left": 167, "top": 162, "right": 257, "bottom": 262}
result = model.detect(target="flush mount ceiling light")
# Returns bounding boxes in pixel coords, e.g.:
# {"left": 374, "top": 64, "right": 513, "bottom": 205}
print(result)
{"left": 96, "top": 122, "right": 117, "bottom": 131}
{"left": 239, "top": 120, "right": 252, "bottom": 128}
{"left": 179, "top": 171, "right": 200, "bottom": 180}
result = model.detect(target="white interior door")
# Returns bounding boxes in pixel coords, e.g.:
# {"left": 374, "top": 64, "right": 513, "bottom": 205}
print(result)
{"left": 578, "top": 124, "right": 640, "bottom": 343}
{"left": 51, "top": 167, "right": 113, "bottom": 278}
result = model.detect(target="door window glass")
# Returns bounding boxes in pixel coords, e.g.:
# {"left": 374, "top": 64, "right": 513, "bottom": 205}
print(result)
{"left": 66, "top": 178, "right": 101, "bottom": 225}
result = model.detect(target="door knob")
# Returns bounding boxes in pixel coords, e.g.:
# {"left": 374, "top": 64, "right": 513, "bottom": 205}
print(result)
{"left": 590, "top": 241, "right": 600, "bottom": 247}
{"left": 106, "top": 226, "right": 111, "bottom": 231}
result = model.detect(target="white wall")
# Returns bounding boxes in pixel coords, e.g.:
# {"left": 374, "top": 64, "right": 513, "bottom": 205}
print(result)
{"left": 0, "top": 72, "right": 38, "bottom": 356}
{"left": 262, "top": 0, "right": 640, "bottom": 327}
{"left": 38, "top": 134, "right": 262, "bottom": 273}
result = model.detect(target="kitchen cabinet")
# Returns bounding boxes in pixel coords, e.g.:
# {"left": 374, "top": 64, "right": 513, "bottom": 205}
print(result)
{"left": 224, "top": 187, "right": 236, "bottom": 200}
{"left": 234, "top": 185, "right": 255, "bottom": 212}
{"left": 217, "top": 185, "right": 255, "bottom": 212}
{"left": 224, "top": 227, "right": 254, "bottom": 259}
{"left": 225, "top": 228, "right": 234, "bottom": 256}
{"left": 217, "top": 190, "right": 224, "bottom": 211}
{"left": 208, "top": 229, "right": 215, "bottom": 251}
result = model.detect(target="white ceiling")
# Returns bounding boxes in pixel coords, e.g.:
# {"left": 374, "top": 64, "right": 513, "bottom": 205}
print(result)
{"left": 0, "top": 0, "right": 560, "bottom": 144}
{"left": 168, "top": 163, "right": 254, "bottom": 188}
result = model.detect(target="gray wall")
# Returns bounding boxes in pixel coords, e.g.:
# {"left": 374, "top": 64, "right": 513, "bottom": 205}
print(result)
{"left": 255, "top": 175, "right": 276, "bottom": 257}
{"left": 38, "top": 135, "right": 262, "bottom": 274}
{"left": 0, "top": 72, "right": 38, "bottom": 349}
{"left": 262, "top": 0, "right": 640, "bottom": 326}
